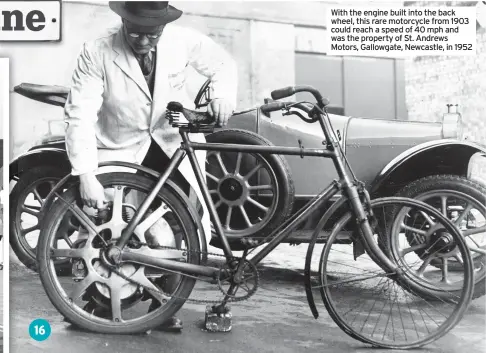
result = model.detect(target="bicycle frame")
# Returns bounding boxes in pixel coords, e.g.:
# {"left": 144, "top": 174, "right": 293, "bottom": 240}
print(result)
{"left": 111, "top": 106, "right": 399, "bottom": 281}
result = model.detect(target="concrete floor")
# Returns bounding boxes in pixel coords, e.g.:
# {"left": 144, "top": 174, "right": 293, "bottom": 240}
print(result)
{"left": 7, "top": 245, "right": 486, "bottom": 353}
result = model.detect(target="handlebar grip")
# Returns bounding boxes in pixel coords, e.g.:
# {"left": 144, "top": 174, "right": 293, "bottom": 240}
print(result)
{"left": 271, "top": 86, "right": 296, "bottom": 100}
{"left": 260, "top": 102, "right": 288, "bottom": 114}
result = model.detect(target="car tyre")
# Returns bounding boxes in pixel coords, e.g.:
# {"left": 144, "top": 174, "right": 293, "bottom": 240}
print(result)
{"left": 393, "top": 174, "right": 486, "bottom": 299}
{"left": 10, "top": 166, "right": 69, "bottom": 274}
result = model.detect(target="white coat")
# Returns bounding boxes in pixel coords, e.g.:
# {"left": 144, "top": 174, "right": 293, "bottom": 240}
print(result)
{"left": 64, "top": 24, "right": 238, "bottom": 241}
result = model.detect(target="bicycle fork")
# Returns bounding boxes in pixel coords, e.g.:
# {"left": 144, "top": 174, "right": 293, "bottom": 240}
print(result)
{"left": 345, "top": 183, "right": 399, "bottom": 275}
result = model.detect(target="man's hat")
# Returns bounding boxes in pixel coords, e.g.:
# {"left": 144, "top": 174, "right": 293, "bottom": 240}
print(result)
{"left": 109, "top": 1, "right": 182, "bottom": 27}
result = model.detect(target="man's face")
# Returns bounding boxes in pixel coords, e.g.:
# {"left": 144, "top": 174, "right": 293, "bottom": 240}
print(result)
{"left": 123, "top": 19, "right": 165, "bottom": 55}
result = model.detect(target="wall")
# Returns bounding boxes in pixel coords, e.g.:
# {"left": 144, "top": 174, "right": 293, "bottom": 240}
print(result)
{"left": 404, "top": 24, "right": 486, "bottom": 145}
{"left": 403, "top": 1, "right": 486, "bottom": 182}
{"left": 4, "top": 1, "right": 485, "bottom": 163}
{"left": 403, "top": 1, "right": 486, "bottom": 144}
{"left": 3, "top": 1, "right": 312, "bottom": 159}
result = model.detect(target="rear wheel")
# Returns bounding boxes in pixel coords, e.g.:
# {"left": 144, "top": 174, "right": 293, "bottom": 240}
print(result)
{"left": 37, "top": 172, "right": 200, "bottom": 334}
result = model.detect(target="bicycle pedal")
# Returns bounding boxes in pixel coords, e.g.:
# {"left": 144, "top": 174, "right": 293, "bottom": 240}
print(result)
{"left": 204, "top": 305, "right": 232, "bottom": 332}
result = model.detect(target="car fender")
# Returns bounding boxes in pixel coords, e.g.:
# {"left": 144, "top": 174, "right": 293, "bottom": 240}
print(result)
{"left": 370, "top": 139, "right": 486, "bottom": 196}
{"left": 10, "top": 147, "right": 70, "bottom": 180}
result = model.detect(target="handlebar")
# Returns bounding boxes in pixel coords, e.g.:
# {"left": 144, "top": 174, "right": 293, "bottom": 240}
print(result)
{"left": 270, "top": 86, "right": 296, "bottom": 100}
{"left": 260, "top": 101, "right": 313, "bottom": 114}
{"left": 271, "top": 85, "right": 330, "bottom": 107}
{"left": 261, "top": 85, "right": 336, "bottom": 146}
{"left": 260, "top": 101, "right": 290, "bottom": 114}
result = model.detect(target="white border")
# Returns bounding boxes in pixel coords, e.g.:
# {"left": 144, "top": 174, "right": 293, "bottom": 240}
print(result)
{"left": 1, "top": 57, "right": 9, "bottom": 353}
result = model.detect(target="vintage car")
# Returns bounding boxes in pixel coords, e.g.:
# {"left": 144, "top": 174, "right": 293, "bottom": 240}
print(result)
{"left": 8, "top": 80, "right": 486, "bottom": 298}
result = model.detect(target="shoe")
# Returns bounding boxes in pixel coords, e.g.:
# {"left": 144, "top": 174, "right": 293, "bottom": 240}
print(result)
{"left": 62, "top": 316, "right": 73, "bottom": 324}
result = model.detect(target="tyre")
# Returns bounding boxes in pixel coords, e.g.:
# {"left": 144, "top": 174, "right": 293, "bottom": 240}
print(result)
{"left": 10, "top": 166, "right": 69, "bottom": 273}
{"left": 317, "top": 197, "right": 473, "bottom": 349}
{"left": 395, "top": 175, "right": 486, "bottom": 299}
{"left": 205, "top": 129, "right": 295, "bottom": 250}
{"left": 37, "top": 172, "right": 200, "bottom": 334}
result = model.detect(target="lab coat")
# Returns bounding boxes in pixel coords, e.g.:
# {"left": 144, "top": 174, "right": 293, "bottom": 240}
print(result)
{"left": 64, "top": 24, "right": 238, "bottom": 241}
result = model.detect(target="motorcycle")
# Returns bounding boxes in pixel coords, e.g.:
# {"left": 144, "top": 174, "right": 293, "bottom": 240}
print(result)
{"left": 33, "top": 84, "right": 476, "bottom": 348}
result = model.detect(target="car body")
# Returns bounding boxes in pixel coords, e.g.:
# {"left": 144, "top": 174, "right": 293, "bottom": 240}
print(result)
{"left": 10, "top": 83, "right": 485, "bottom": 193}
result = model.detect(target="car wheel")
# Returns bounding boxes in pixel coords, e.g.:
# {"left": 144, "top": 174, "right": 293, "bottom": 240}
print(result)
{"left": 10, "top": 166, "right": 72, "bottom": 274}
{"left": 205, "top": 129, "right": 295, "bottom": 250}
{"left": 393, "top": 174, "right": 486, "bottom": 299}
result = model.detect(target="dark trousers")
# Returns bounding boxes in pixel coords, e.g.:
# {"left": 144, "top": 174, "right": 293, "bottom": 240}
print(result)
{"left": 142, "top": 139, "right": 203, "bottom": 217}
{"left": 141, "top": 139, "right": 190, "bottom": 195}
{"left": 141, "top": 139, "right": 186, "bottom": 304}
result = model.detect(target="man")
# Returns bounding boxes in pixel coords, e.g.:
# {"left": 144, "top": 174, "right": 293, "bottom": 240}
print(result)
{"left": 64, "top": 1, "right": 237, "bottom": 331}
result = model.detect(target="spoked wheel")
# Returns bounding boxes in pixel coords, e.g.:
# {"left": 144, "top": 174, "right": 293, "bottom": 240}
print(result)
{"left": 395, "top": 175, "right": 486, "bottom": 299}
{"left": 316, "top": 198, "right": 473, "bottom": 349}
{"left": 37, "top": 172, "right": 200, "bottom": 334}
{"left": 206, "top": 149, "right": 278, "bottom": 234}
{"left": 10, "top": 167, "right": 70, "bottom": 273}
{"left": 205, "top": 130, "right": 294, "bottom": 249}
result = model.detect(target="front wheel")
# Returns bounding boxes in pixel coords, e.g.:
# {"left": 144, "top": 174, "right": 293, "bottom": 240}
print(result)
{"left": 37, "top": 172, "right": 200, "bottom": 334}
{"left": 316, "top": 197, "right": 473, "bottom": 349}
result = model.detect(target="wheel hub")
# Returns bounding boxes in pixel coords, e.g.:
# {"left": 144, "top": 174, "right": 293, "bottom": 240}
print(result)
{"left": 219, "top": 177, "right": 245, "bottom": 203}
{"left": 430, "top": 231, "right": 456, "bottom": 254}
{"left": 93, "top": 261, "right": 139, "bottom": 299}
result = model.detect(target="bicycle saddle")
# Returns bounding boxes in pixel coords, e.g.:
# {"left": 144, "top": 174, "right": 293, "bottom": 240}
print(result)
{"left": 166, "top": 101, "right": 215, "bottom": 126}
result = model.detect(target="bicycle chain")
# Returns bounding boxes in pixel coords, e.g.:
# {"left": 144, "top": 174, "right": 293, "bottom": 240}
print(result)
{"left": 100, "top": 241, "right": 259, "bottom": 305}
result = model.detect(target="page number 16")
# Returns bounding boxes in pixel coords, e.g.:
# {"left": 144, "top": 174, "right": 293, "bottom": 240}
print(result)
{"left": 34, "top": 325, "right": 46, "bottom": 335}
{"left": 29, "top": 319, "right": 51, "bottom": 341}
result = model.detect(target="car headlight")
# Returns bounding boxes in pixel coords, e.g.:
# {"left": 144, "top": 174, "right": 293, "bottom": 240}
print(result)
{"left": 442, "top": 105, "right": 463, "bottom": 139}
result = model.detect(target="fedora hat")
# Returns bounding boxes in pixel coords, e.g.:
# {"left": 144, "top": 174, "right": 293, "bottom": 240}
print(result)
{"left": 109, "top": 1, "right": 182, "bottom": 27}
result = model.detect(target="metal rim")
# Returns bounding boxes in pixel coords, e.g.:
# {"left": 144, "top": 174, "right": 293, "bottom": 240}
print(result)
{"left": 206, "top": 150, "right": 280, "bottom": 237}
{"left": 45, "top": 180, "right": 193, "bottom": 326}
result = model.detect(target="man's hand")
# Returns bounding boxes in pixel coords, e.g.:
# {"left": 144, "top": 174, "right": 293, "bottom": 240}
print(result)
{"left": 79, "top": 172, "right": 107, "bottom": 209}
{"left": 207, "top": 98, "right": 234, "bottom": 126}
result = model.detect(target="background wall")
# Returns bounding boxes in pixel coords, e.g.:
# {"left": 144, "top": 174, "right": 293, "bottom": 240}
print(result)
{"left": 2, "top": 1, "right": 485, "bottom": 162}
{"left": 2, "top": 1, "right": 304, "bottom": 158}
{"left": 404, "top": 1, "right": 486, "bottom": 145}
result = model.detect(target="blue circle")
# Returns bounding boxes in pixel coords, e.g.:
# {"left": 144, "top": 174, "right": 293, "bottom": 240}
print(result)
{"left": 29, "top": 319, "right": 51, "bottom": 341}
